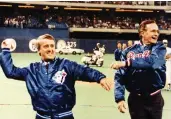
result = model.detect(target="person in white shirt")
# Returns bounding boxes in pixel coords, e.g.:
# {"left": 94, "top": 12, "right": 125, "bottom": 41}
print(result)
{"left": 163, "top": 39, "right": 171, "bottom": 90}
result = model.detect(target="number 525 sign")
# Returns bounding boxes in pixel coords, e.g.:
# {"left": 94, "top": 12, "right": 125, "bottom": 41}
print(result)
{"left": 67, "top": 42, "right": 77, "bottom": 48}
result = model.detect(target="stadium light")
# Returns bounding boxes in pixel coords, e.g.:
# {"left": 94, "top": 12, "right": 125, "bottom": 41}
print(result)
{"left": 115, "top": 9, "right": 153, "bottom": 12}
{"left": 54, "top": 7, "right": 58, "bottom": 9}
{"left": 165, "top": 10, "right": 171, "bottom": 13}
{"left": 43, "top": 6, "right": 49, "bottom": 10}
{"left": 18, "top": 5, "right": 35, "bottom": 8}
{"left": 0, "top": 5, "right": 12, "bottom": 7}
{"left": 64, "top": 7, "right": 102, "bottom": 11}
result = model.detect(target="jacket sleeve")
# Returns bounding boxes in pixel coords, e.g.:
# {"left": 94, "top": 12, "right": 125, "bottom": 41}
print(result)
{"left": 0, "top": 48, "right": 28, "bottom": 80}
{"left": 130, "top": 44, "right": 166, "bottom": 69}
{"left": 68, "top": 60, "right": 106, "bottom": 83}
{"left": 114, "top": 51, "right": 127, "bottom": 103}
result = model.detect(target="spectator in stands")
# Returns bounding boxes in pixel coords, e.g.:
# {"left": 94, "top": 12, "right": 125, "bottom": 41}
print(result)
{"left": 2, "top": 6, "right": 171, "bottom": 30}
{"left": 135, "top": 22, "right": 139, "bottom": 29}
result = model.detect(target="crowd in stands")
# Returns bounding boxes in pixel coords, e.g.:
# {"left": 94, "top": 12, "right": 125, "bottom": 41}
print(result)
{"left": 2, "top": 13, "right": 171, "bottom": 30}
{"left": 3, "top": 15, "right": 45, "bottom": 29}
{"left": 1, "top": 5, "right": 171, "bottom": 30}
{"left": 60, "top": 1, "right": 169, "bottom": 6}
{"left": 2, "top": 13, "right": 68, "bottom": 29}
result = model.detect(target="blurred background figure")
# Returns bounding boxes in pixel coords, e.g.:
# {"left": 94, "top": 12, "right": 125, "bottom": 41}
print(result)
{"left": 93, "top": 43, "right": 101, "bottom": 52}
{"left": 122, "top": 43, "right": 127, "bottom": 50}
{"left": 163, "top": 39, "right": 171, "bottom": 91}
{"left": 128, "top": 40, "right": 133, "bottom": 47}
{"left": 100, "top": 44, "right": 106, "bottom": 54}
{"left": 114, "top": 41, "right": 122, "bottom": 61}
{"left": 134, "top": 40, "right": 141, "bottom": 45}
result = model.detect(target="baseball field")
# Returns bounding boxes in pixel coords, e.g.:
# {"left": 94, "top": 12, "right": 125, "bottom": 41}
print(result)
{"left": 0, "top": 53, "right": 170, "bottom": 119}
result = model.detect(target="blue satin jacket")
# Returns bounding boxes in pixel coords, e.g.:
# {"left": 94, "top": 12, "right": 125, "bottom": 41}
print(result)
{"left": 114, "top": 42, "right": 166, "bottom": 103}
{"left": 114, "top": 48, "right": 122, "bottom": 61}
{"left": 0, "top": 48, "right": 106, "bottom": 114}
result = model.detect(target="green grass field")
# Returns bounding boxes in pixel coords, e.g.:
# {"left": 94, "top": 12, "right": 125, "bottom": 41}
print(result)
{"left": 0, "top": 53, "right": 170, "bottom": 119}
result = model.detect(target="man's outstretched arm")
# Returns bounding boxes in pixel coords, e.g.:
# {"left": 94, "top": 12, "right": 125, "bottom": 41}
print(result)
{"left": 111, "top": 44, "right": 166, "bottom": 70}
{"left": 65, "top": 59, "right": 112, "bottom": 91}
{"left": 0, "top": 40, "right": 27, "bottom": 80}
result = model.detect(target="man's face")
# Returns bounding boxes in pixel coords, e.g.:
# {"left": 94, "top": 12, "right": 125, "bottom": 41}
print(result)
{"left": 117, "top": 43, "right": 121, "bottom": 49}
{"left": 163, "top": 42, "right": 168, "bottom": 47}
{"left": 128, "top": 41, "right": 133, "bottom": 47}
{"left": 141, "top": 23, "right": 159, "bottom": 44}
{"left": 97, "top": 43, "right": 100, "bottom": 47}
{"left": 122, "top": 43, "right": 127, "bottom": 50}
{"left": 38, "top": 39, "right": 56, "bottom": 61}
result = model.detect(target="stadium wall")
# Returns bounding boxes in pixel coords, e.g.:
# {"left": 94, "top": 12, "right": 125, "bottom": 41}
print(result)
{"left": 0, "top": 28, "right": 69, "bottom": 53}
{"left": 0, "top": 28, "right": 170, "bottom": 53}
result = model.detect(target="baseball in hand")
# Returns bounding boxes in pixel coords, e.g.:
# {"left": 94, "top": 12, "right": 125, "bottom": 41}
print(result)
{"left": 1, "top": 38, "right": 16, "bottom": 51}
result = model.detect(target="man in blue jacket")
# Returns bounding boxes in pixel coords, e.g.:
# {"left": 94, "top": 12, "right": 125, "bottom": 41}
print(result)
{"left": 0, "top": 34, "right": 112, "bottom": 119}
{"left": 114, "top": 41, "right": 122, "bottom": 61}
{"left": 111, "top": 20, "right": 166, "bottom": 119}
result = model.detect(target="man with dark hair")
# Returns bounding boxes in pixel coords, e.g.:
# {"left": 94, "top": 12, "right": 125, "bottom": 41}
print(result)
{"left": 114, "top": 41, "right": 122, "bottom": 61}
{"left": 111, "top": 20, "right": 166, "bottom": 119}
{"left": 93, "top": 43, "right": 101, "bottom": 52}
{"left": 122, "top": 43, "right": 127, "bottom": 51}
{"left": 0, "top": 34, "right": 112, "bottom": 119}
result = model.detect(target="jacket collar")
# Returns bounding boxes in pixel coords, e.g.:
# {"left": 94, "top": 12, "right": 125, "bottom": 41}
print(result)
{"left": 40, "top": 57, "right": 59, "bottom": 73}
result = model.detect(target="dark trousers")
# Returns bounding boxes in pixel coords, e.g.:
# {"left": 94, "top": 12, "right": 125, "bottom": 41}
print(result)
{"left": 36, "top": 114, "right": 74, "bottom": 119}
{"left": 128, "top": 92, "right": 164, "bottom": 119}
